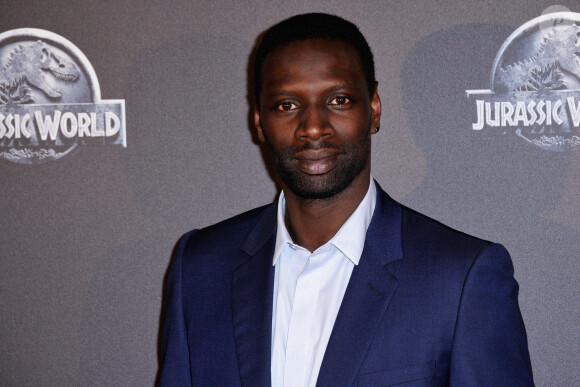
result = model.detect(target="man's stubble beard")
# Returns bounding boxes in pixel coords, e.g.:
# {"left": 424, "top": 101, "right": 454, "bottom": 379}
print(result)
{"left": 264, "top": 127, "right": 371, "bottom": 200}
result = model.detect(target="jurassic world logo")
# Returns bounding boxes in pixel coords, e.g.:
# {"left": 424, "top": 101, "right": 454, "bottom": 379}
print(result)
{"left": 0, "top": 28, "right": 125, "bottom": 164}
{"left": 466, "top": 12, "right": 580, "bottom": 152}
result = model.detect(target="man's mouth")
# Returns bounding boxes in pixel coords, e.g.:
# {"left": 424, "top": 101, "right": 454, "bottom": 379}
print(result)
{"left": 294, "top": 149, "right": 340, "bottom": 175}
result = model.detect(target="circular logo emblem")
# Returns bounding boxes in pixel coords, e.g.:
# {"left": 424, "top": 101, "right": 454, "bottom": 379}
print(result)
{"left": 0, "top": 28, "right": 125, "bottom": 164}
{"left": 468, "top": 12, "right": 580, "bottom": 151}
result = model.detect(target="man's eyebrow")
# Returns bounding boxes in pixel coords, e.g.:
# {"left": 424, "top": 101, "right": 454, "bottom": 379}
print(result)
{"left": 264, "top": 90, "right": 294, "bottom": 99}
{"left": 264, "top": 84, "right": 356, "bottom": 99}
{"left": 328, "top": 84, "right": 354, "bottom": 92}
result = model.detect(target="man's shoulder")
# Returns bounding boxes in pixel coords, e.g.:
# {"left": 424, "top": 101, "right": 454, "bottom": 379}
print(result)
{"left": 178, "top": 202, "right": 276, "bottom": 257}
{"left": 402, "top": 205, "right": 489, "bottom": 246}
{"left": 201, "top": 202, "right": 274, "bottom": 234}
{"left": 371, "top": 199, "right": 504, "bottom": 287}
{"left": 374, "top": 184, "right": 491, "bottom": 255}
{"left": 398, "top": 203, "right": 493, "bottom": 264}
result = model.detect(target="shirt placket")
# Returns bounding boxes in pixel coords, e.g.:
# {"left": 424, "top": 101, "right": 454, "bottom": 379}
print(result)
{"left": 283, "top": 246, "right": 330, "bottom": 387}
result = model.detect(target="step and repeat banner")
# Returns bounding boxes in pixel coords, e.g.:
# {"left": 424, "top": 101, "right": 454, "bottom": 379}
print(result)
{"left": 1, "top": 1, "right": 577, "bottom": 385}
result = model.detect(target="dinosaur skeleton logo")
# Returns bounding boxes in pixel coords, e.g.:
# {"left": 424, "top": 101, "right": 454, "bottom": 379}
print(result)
{"left": 466, "top": 12, "right": 580, "bottom": 151}
{"left": 0, "top": 28, "right": 125, "bottom": 164}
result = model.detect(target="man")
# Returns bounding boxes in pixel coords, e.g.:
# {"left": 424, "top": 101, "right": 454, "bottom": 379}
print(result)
{"left": 158, "top": 13, "right": 534, "bottom": 386}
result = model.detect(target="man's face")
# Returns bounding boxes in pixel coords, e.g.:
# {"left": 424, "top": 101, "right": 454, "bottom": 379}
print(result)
{"left": 254, "top": 39, "right": 381, "bottom": 200}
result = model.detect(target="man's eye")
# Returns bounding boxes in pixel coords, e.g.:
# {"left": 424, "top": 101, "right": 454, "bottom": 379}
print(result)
{"left": 276, "top": 101, "right": 299, "bottom": 111}
{"left": 329, "top": 96, "right": 350, "bottom": 106}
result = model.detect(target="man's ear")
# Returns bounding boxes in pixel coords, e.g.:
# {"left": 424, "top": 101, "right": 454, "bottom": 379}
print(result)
{"left": 371, "top": 81, "right": 382, "bottom": 131}
{"left": 254, "top": 105, "right": 265, "bottom": 143}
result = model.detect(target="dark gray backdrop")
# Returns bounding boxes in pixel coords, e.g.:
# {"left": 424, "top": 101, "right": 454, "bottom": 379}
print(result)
{"left": 1, "top": 1, "right": 578, "bottom": 385}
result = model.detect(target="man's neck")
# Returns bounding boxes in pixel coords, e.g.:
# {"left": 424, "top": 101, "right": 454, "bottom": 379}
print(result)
{"left": 283, "top": 173, "right": 371, "bottom": 252}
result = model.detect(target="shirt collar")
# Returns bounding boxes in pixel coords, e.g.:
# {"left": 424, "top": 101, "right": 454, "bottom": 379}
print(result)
{"left": 272, "top": 177, "right": 377, "bottom": 266}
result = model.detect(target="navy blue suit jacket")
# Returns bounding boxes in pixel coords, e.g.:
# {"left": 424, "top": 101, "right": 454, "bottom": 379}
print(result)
{"left": 158, "top": 184, "right": 534, "bottom": 386}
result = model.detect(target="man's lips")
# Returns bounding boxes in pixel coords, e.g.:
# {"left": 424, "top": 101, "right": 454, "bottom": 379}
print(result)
{"left": 294, "top": 149, "right": 341, "bottom": 175}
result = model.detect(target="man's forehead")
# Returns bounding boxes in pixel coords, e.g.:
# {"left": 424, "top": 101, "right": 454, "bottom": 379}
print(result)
{"left": 262, "top": 39, "right": 364, "bottom": 77}
{"left": 266, "top": 38, "right": 360, "bottom": 61}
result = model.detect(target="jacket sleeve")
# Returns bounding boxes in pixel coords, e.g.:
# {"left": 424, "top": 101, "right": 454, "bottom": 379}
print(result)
{"left": 157, "top": 230, "right": 197, "bottom": 387}
{"left": 449, "top": 243, "right": 534, "bottom": 386}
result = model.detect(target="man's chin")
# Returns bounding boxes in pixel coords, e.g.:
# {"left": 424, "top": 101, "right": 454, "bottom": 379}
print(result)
{"left": 282, "top": 173, "right": 351, "bottom": 200}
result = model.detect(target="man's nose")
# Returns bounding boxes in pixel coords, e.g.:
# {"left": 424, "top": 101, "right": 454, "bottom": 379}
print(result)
{"left": 296, "top": 106, "right": 333, "bottom": 141}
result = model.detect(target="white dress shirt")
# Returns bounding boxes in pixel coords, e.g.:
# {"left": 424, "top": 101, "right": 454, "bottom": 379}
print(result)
{"left": 271, "top": 179, "right": 377, "bottom": 387}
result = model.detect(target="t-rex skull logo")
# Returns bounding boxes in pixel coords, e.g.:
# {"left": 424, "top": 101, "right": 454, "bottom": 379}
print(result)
{"left": 495, "top": 23, "right": 580, "bottom": 93}
{"left": 0, "top": 40, "right": 81, "bottom": 103}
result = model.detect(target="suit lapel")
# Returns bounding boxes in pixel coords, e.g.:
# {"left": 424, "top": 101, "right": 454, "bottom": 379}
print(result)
{"left": 231, "top": 204, "right": 277, "bottom": 387}
{"left": 316, "top": 185, "right": 404, "bottom": 386}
